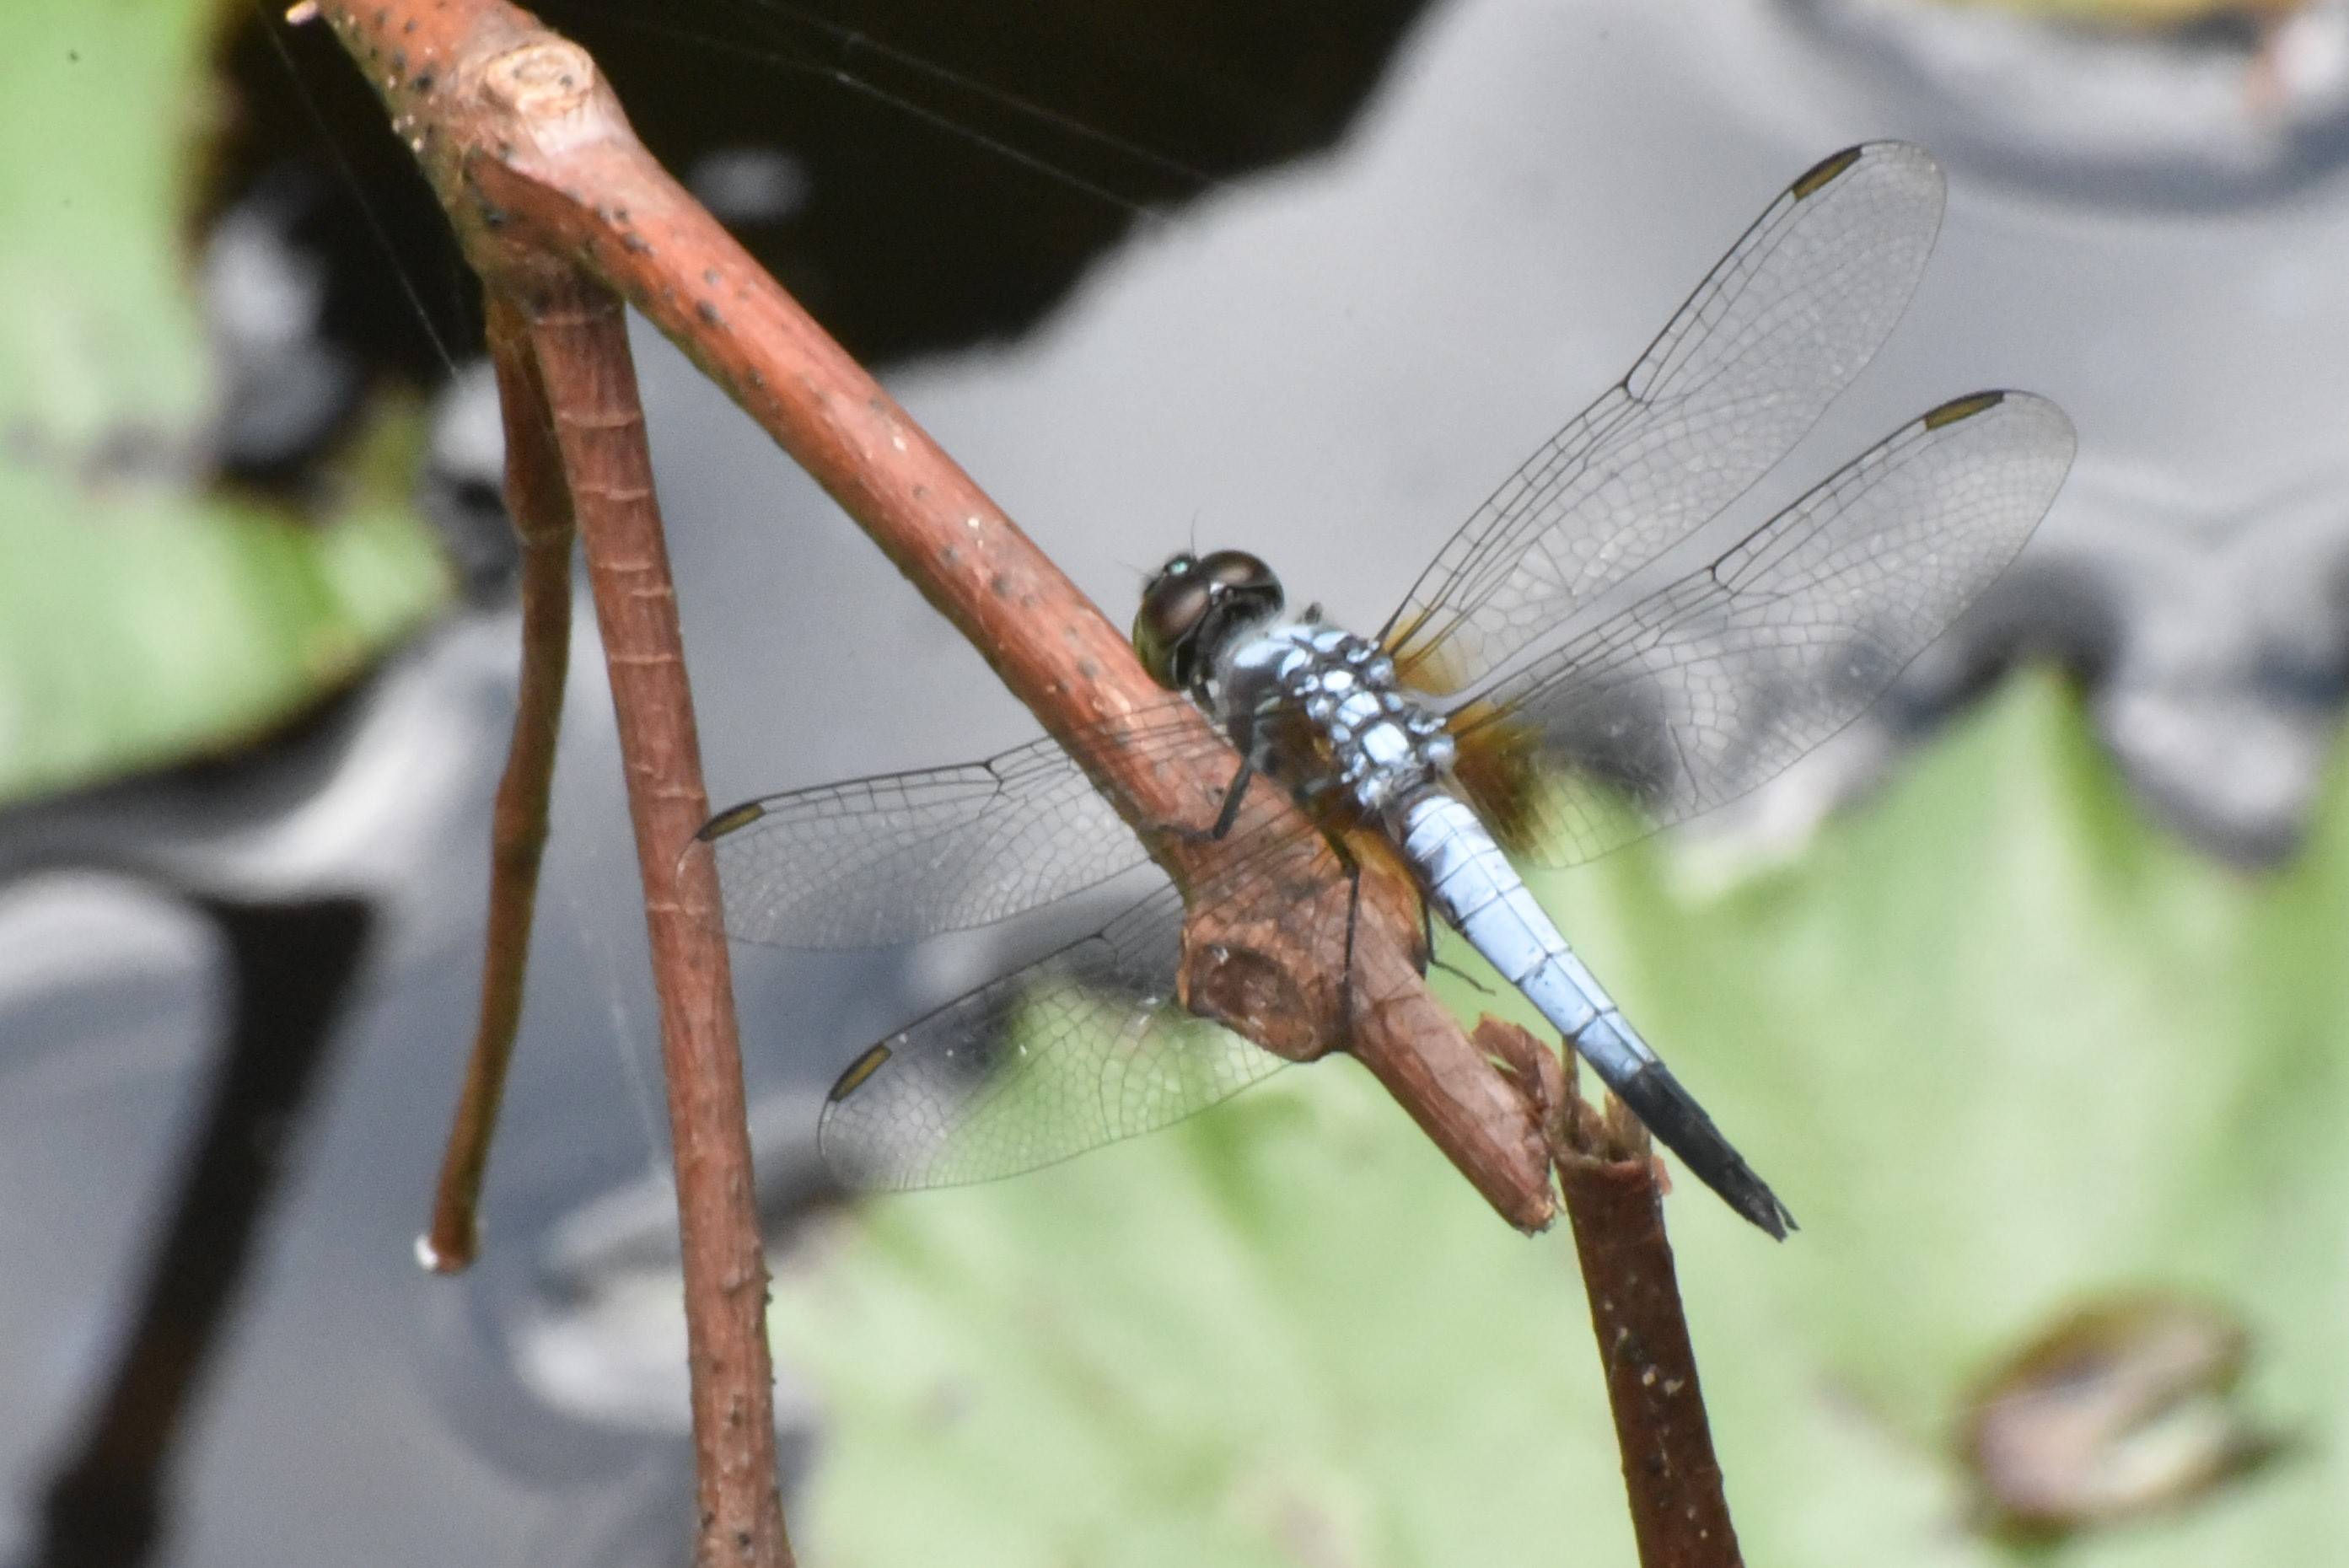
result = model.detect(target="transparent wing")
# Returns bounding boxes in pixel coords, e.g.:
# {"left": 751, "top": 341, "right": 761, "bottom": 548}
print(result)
{"left": 693, "top": 701, "right": 1234, "bottom": 949}
{"left": 816, "top": 862, "right": 1317, "bottom": 1189}
{"left": 1383, "top": 142, "right": 1946, "bottom": 690}
{"left": 1449, "top": 391, "right": 2076, "bottom": 867}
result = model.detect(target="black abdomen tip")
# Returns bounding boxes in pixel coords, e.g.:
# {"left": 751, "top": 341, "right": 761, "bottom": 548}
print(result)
{"left": 1614, "top": 1061, "right": 1798, "bottom": 1240}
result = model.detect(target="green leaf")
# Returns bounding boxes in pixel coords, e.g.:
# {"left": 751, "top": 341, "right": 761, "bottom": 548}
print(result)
{"left": 0, "top": 3, "right": 450, "bottom": 804}
{"left": 771, "top": 674, "right": 2346, "bottom": 1565}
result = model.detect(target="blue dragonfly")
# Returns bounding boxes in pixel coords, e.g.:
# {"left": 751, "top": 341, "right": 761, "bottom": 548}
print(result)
{"left": 695, "top": 143, "right": 2075, "bottom": 1237}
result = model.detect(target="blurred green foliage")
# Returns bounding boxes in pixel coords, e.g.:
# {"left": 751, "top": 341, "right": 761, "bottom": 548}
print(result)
{"left": 0, "top": 2, "right": 449, "bottom": 806}
{"left": 771, "top": 672, "right": 2345, "bottom": 1565}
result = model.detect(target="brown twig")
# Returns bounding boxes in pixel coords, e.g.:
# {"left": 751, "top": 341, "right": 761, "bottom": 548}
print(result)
{"left": 325, "top": 0, "right": 1552, "bottom": 1230}
{"left": 420, "top": 293, "right": 574, "bottom": 1273}
{"left": 1482, "top": 1018, "right": 1744, "bottom": 1566}
{"left": 529, "top": 265, "right": 793, "bottom": 1568}
{"left": 314, "top": 7, "right": 793, "bottom": 1565}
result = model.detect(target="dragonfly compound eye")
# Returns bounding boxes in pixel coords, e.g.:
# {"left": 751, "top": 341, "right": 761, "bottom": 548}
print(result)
{"left": 1134, "top": 549, "right": 1286, "bottom": 690}
{"left": 1133, "top": 569, "right": 1213, "bottom": 688}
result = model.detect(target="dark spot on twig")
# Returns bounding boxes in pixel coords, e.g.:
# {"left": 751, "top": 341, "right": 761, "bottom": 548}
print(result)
{"left": 620, "top": 232, "right": 650, "bottom": 254}
{"left": 696, "top": 299, "right": 723, "bottom": 327}
{"left": 412, "top": 72, "right": 434, "bottom": 93}
{"left": 989, "top": 572, "right": 1013, "bottom": 597}
{"left": 701, "top": 266, "right": 721, "bottom": 287}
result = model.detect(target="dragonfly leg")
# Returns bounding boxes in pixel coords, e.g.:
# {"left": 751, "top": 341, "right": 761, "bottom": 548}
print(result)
{"left": 1207, "top": 760, "right": 1255, "bottom": 840}
{"left": 1330, "top": 834, "right": 1364, "bottom": 1021}
{"left": 1426, "top": 906, "right": 1494, "bottom": 993}
{"left": 1278, "top": 771, "right": 1365, "bottom": 989}
{"left": 1375, "top": 849, "right": 1473, "bottom": 988}
{"left": 1160, "top": 759, "right": 1255, "bottom": 845}
{"left": 1419, "top": 896, "right": 1503, "bottom": 989}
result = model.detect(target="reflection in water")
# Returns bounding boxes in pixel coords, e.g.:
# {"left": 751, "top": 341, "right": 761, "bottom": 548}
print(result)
{"left": 1786, "top": 0, "right": 2349, "bottom": 203}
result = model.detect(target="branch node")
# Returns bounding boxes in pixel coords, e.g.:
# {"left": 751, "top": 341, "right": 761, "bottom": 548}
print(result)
{"left": 481, "top": 40, "right": 596, "bottom": 122}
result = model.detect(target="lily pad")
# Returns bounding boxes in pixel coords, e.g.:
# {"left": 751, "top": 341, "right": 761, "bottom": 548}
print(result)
{"left": 0, "top": 3, "right": 449, "bottom": 806}
{"left": 770, "top": 673, "right": 2346, "bottom": 1565}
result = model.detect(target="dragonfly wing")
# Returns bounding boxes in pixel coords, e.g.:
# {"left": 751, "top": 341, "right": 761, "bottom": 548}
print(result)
{"left": 1383, "top": 142, "right": 1947, "bottom": 691}
{"left": 817, "top": 872, "right": 1306, "bottom": 1189}
{"left": 1451, "top": 391, "right": 2077, "bottom": 867}
{"left": 694, "top": 701, "right": 1231, "bottom": 948}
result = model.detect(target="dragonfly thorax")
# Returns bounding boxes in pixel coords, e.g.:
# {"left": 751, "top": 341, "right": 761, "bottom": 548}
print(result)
{"left": 1134, "top": 550, "right": 1456, "bottom": 817}
{"left": 1214, "top": 620, "right": 1457, "bottom": 819}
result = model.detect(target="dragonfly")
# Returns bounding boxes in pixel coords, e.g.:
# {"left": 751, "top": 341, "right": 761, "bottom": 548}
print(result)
{"left": 695, "top": 142, "right": 2075, "bottom": 1238}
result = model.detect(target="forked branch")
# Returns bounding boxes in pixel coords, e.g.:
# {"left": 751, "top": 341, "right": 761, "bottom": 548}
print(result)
{"left": 312, "top": 0, "right": 1755, "bottom": 1563}
{"left": 315, "top": 7, "right": 793, "bottom": 1565}
{"left": 320, "top": 0, "right": 1551, "bottom": 1229}
{"left": 309, "top": 8, "right": 1529, "bottom": 1568}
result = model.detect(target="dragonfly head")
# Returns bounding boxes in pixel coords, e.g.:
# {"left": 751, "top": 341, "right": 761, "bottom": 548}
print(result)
{"left": 1134, "top": 550, "right": 1285, "bottom": 690}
